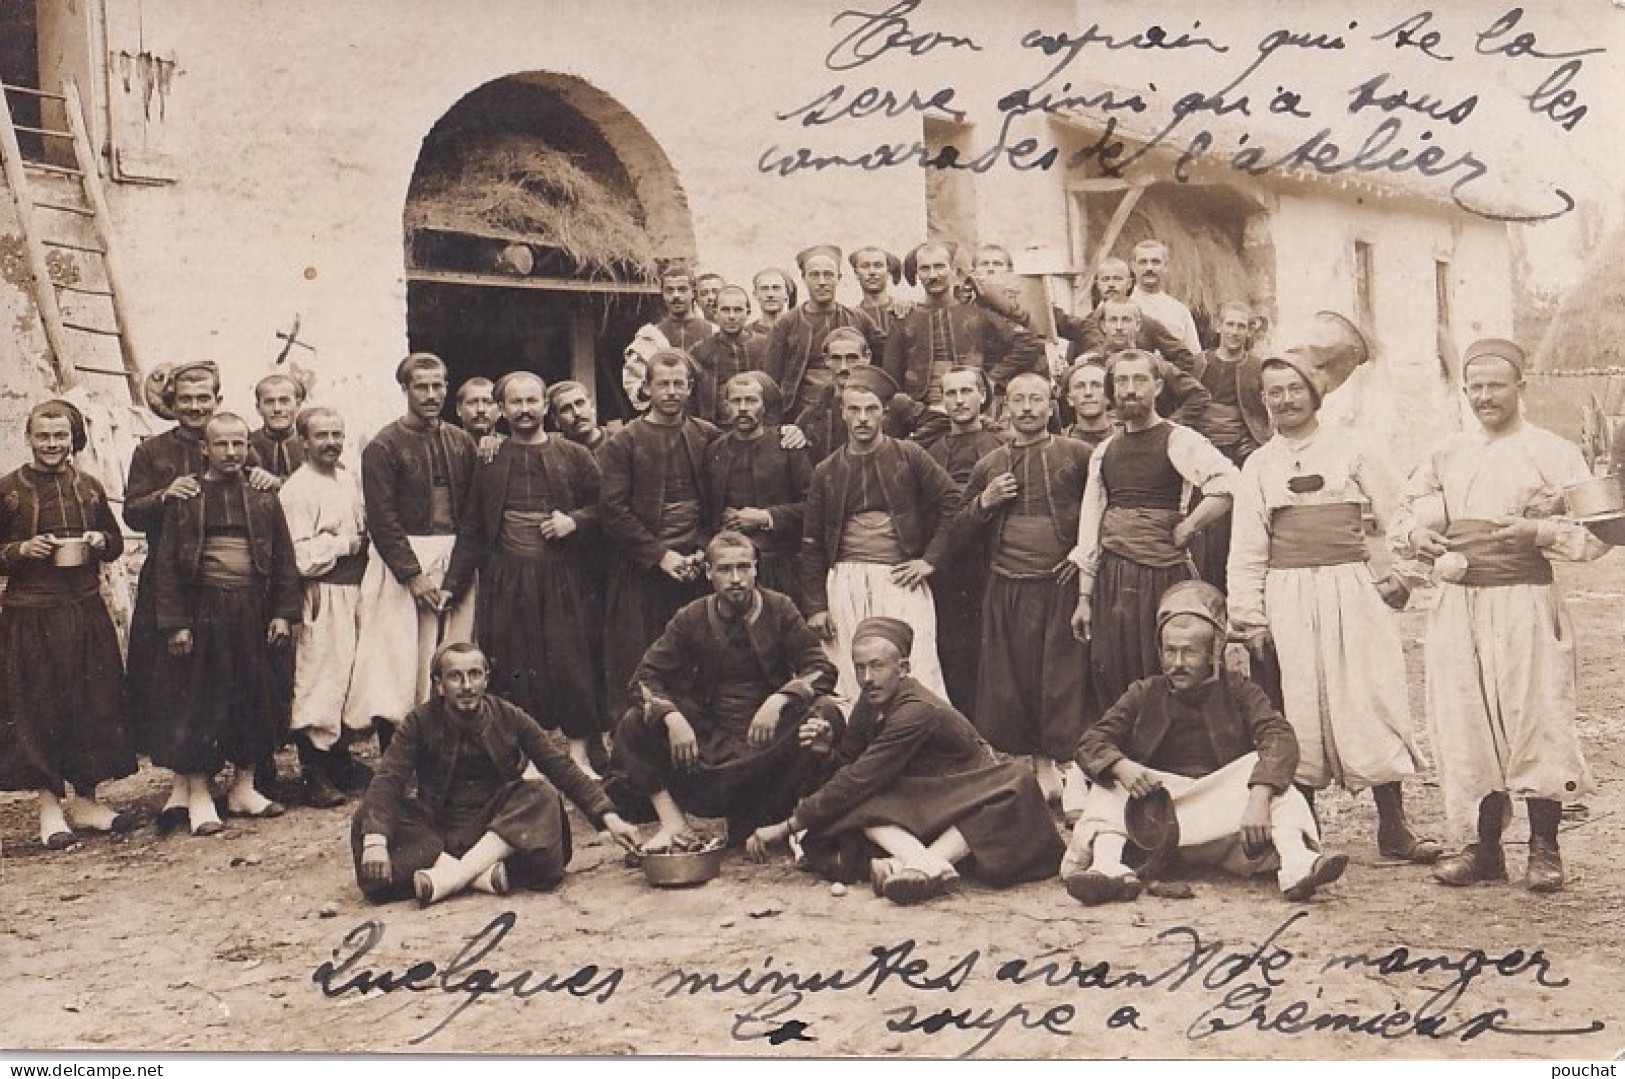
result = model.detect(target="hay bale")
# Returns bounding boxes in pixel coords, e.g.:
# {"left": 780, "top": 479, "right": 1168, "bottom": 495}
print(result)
{"left": 1532, "top": 221, "right": 1625, "bottom": 373}
{"left": 406, "top": 134, "right": 657, "bottom": 280}
{"left": 1090, "top": 193, "right": 1254, "bottom": 325}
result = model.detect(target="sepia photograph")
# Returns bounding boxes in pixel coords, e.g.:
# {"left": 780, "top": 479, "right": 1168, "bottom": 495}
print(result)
{"left": 1, "top": 0, "right": 1623, "bottom": 1062}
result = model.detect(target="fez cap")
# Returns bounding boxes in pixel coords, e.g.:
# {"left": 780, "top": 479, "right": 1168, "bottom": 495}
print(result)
{"left": 395, "top": 352, "right": 446, "bottom": 386}
{"left": 842, "top": 364, "right": 899, "bottom": 403}
{"left": 1259, "top": 352, "right": 1325, "bottom": 408}
{"left": 31, "top": 398, "right": 87, "bottom": 453}
{"left": 796, "top": 245, "right": 843, "bottom": 274}
{"left": 1461, "top": 338, "right": 1526, "bottom": 380}
{"left": 853, "top": 616, "right": 914, "bottom": 656}
{"left": 144, "top": 360, "right": 221, "bottom": 420}
{"left": 142, "top": 364, "right": 177, "bottom": 420}
{"left": 1155, "top": 580, "right": 1228, "bottom": 639}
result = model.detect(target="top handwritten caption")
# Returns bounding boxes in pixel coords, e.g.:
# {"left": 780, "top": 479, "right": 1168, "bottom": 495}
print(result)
{"left": 761, "top": 1, "right": 1605, "bottom": 223}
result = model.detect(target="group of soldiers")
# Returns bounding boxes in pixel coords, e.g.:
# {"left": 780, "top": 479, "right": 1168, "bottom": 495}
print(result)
{"left": 0, "top": 235, "right": 1611, "bottom": 910}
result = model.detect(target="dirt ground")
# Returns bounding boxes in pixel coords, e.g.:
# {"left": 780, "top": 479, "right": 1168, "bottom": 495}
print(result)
{"left": 3, "top": 558, "right": 1624, "bottom": 1061}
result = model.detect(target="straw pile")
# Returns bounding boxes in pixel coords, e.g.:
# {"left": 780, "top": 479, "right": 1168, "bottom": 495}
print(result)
{"left": 1092, "top": 195, "right": 1253, "bottom": 324}
{"left": 405, "top": 134, "right": 657, "bottom": 280}
{"left": 1532, "top": 219, "right": 1625, "bottom": 374}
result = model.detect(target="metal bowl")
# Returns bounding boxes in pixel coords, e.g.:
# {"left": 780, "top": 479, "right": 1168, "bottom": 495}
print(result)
{"left": 1565, "top": 475, "right": 1625, "bottom": 519}
{"left": 1581, "top": 513, "right": 1625, "bottom": 547}
{"left": 642, "top": 846, "right": 725, "bottom": 888}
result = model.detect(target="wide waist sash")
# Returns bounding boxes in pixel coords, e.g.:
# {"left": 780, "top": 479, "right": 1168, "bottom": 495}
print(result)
{"left": 1101, "top": 505, "right": 1186, "bottom": 568}
{"left": 1445, "top": 519, "right": 1553, "bottom": 588}
{"left": 1268, "top": 504, "right": 1366, "bottom": 569}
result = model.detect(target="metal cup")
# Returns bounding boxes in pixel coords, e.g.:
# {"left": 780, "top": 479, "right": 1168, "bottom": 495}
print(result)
{"left": 52, "top": 536, "right": 90, "bottom": 567}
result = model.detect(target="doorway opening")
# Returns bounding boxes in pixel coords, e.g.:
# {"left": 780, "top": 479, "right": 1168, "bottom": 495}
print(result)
{"left": 404, "top": 72, "right": 695, "bottom": 422}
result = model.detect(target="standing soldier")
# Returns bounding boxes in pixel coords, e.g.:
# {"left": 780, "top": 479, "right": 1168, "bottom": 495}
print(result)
{"left": 348, "top": 353, "right": 477, "bottom": 751}
{"left": 0, "top": 401, "right": 136, "bottom": 848}
{"left": 923, "top": 365, "right": 1003, "bottom": 713}
{"left": 765, "top": 245, "right": 882, "bottom": 425}
{"left": 598, "top": 350, "right": 719, "bottom": 719}
{"left": 148, "top": 413, "right": 301, "bottom": 835}
{"left": 801, "top": 366, "right": 959, "bottom": 703}
{"left": 957, "top": 373, "right": 1092, "bottom": 804}
{"left": 885, "top": 241, "right": 1045, "bottom": 409}
{"left": 247, "top": 370, "right": 307, "bottom": 789}
{"left": 1129, "top": 239, "right": 1203, "bottom": 358}
{"left": 249, "top": 372, "right": 308, "bottom": 482}
{"left": 278, "top": 406, "right": 373, "bottom": 808}
{"left": 850, "top": 245, "right": 912, "bottom": 349}
{"left": 690, "top": 285, "right": 768, "bottom": 424}
{"left": 703, "top": 372, "right": 811, "bottom": 608}
{"left": 1391, "top": 338, "right": 1609, "bottom": 893}
{"left": 125, "top": 361, "right": 275, "bottom": 818}
{"left": 444, "top": 372, "right": 607, "bottom": 776}
{"left": 653, "top": 267, "right": 715, "bottom": 352}
{"left": 1070, "top": 351, "right": 1238, "bottom": 717}
{"left": 1229, "top": 354, "right": 1438, "bottom": 864}
{"left": 1191, "top": 301, "right": 1269, "bottom": 589}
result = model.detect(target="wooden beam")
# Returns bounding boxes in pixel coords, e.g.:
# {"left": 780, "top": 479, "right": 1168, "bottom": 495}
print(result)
{"left": 406, "top": 268, "right": 659, "bottom": 295}
{"left": 570, "top": 305, "right": 596, "bottom": 392}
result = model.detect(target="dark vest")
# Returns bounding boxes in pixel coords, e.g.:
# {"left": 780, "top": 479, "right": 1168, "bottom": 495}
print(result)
{"left": 1101, "top": 423, "right": 1182, "bottom": 510}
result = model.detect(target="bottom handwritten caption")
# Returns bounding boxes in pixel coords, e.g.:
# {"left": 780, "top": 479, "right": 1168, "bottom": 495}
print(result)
{"left": 312, "top": 911, "right": 1605, "bottom": 1055}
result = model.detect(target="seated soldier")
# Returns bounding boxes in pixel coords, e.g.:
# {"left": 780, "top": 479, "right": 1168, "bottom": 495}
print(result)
{"left": 352, "top": 642, "right": 638, "bottom": 906}
{"left": 1063, "top": 580, "right": 1349, "bottom": 905}
{"left": 605, "top": 530, "right": 844, "bottom": 850}
{"left": 750, "top": 617, "right": 1065, "bottom": 906}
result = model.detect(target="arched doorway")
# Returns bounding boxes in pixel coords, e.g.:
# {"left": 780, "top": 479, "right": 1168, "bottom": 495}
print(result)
{"left": 403, "top": 72, "right": 695, "bottom": 420}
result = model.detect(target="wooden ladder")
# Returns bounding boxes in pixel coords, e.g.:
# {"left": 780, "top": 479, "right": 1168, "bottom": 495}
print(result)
{"left": 0, "top": 77, "right": 143, "bottom": 401}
